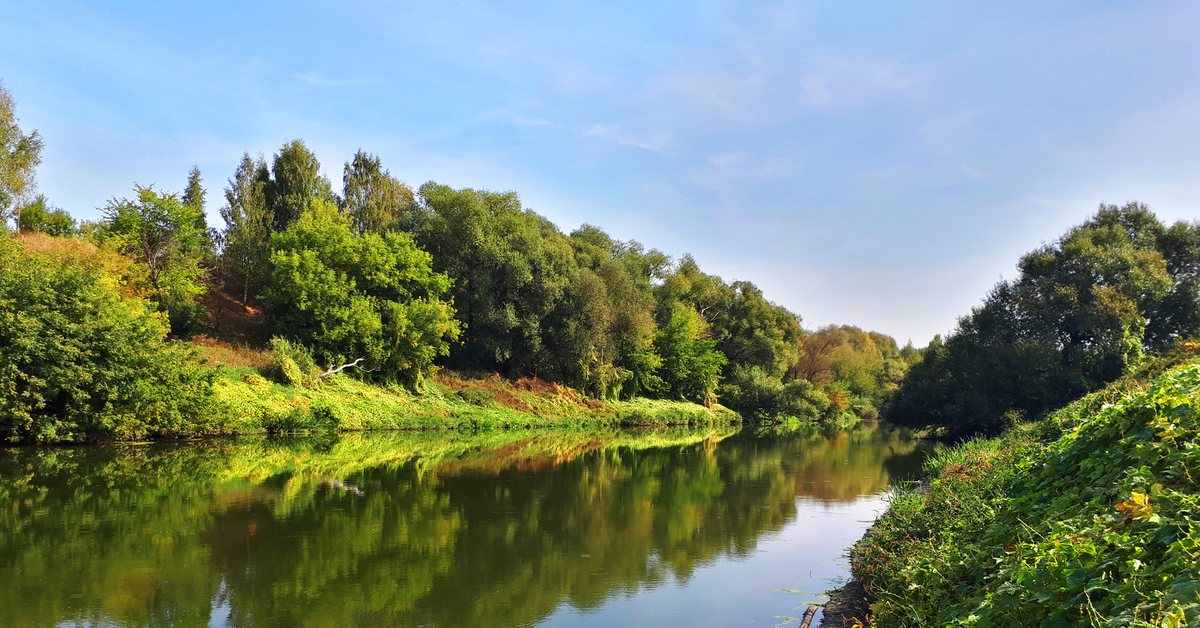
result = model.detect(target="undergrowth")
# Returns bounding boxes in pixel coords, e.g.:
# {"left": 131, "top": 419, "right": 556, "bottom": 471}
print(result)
{"left": 212, "top": 367, "right": 741, "bottom": 434}
{"left": 850, "top": 353, "right": 1200, "bottom": 627}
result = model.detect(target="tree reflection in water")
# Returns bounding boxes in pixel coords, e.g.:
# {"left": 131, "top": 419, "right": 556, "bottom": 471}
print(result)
{"left": 0, "top": 425, "right": 931, "bottom": 627}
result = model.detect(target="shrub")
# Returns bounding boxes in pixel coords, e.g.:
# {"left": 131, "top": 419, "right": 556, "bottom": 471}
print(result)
{"left": 0, "top": 237, "right": 225, "bottom": 442}
{"left": 268, "top": 336, "right": 318, "bottom": 387}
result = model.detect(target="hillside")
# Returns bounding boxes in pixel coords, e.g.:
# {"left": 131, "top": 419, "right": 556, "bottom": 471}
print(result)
{"left": 848, "top": 347, "right": 1200, "bottom": 626}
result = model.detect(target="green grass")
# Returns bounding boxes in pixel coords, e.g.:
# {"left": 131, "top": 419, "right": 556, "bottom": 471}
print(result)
{"left": 850, "top": 354, "right": 1200, "bottom": 627}
{"left": 212, "top": 368, "right": 742, "bottom": 435}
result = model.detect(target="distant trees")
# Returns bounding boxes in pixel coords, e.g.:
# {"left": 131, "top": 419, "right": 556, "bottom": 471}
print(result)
{"left": 17, "top": 195, "right": 75, "bottom": 236}
{"left": 890, "top": 203, "right": 1200, "bottom": 434}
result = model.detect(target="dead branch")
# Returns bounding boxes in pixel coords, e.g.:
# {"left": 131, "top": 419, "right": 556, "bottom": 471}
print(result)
{"left": 319, "top": 358, "right": 365, "bottom": 378}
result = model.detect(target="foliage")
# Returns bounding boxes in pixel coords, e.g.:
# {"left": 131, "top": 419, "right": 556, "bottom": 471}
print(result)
{"left": 0, "top": 236, "right": 226, "bottom": 443}
{"left": 891, "top": 203, "right": 1200, "bottom": 434}
{"left": 260, "top": 200, "right": 459, "bottom": 388}
{"left": 218, "top": 153, "right": 273, "bottom": 302}
{"left": 720, "top": 364, "right": 831, "bottom": 422}
{"left": 265, "top": 138, "right": 334, "bottom": 232}
{"left": 414, "top": 183, "right": 578, "bottom": 378}
{"left": 268, "top": 336, "right": 319, "bottom": 387}
{"left": 16, "top": 195, "right": 75, "bottom": 236}
{"left": 655, "top": 303, "right": 727, "bottom": 405}
{"left": 0, "top": 81, "right": 43, "bottom": 226}
{"left": 340, "top": 149, "right": 416, "bottom": 234}
{"left": 99, "top": 185, "right": 209, "bottom": 336}
{"left": 854, "top": 356, "right": 1200, "bottom": 627}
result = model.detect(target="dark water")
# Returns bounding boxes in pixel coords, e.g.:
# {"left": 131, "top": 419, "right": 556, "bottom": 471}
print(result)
{"left": 0, "top": 426, "right": 933, "bottom": 628}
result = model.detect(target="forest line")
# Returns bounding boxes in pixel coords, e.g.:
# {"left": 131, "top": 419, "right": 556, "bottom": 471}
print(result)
{"left": 4, "top": 81, "right": 1200, "bottom": 443}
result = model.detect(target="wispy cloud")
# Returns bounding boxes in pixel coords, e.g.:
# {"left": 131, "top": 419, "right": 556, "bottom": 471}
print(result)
{"left": 512, "top": 116, "right": 554, "bottom": 127}
{"left": 295, "top": 71, "right": 384, "bottom": 87}
{"left": 583, "top": 124, "right": 671, "bottom": 152}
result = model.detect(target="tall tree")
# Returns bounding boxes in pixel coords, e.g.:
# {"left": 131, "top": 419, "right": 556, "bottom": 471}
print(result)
{"left": 415, "top": 183, "right": 575, "bottom": 379}
{"left": 182, "top": 166, "right": 214, "bottom": 255}
{"left": 340, "top": 150, "right": 415, "bottom": 234}
{"left": 266, "top": 139, "right": 332, "bottom": 232}
{"left": 0, "top": 81, "right": 43, "bottom": 228}
{"left": 889, "top": 202, "right": 1192, "bottom": 434}
{"left": 219, "top": 154, "right": 272, "bottom": 302}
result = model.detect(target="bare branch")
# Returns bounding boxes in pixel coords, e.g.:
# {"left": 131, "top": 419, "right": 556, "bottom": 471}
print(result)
{"left": 319, "top": 358, "right": 365, "bottom": 378}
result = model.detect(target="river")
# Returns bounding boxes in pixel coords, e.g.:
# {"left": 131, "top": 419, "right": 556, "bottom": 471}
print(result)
{"left": 0, "top": 425, "right": 933, "bottom": 627}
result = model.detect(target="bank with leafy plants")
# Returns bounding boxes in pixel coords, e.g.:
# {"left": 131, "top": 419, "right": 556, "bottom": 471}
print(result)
{"left": 845, "top": 347, "right": 1200, "bottom": 627}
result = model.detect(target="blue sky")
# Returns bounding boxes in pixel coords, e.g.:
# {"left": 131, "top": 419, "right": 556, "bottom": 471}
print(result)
{"left": 3, "top": 0, "right": 1199, "bottom": 345}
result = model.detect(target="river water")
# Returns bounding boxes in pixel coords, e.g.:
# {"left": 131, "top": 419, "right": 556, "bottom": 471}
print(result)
{"left": 0, "top": 425, "right": 932, "bottom": 628}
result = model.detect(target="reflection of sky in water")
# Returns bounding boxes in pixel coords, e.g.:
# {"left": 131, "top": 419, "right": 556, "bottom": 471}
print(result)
{"left": 535, "top": 495, "right": 888, "bottom": 628}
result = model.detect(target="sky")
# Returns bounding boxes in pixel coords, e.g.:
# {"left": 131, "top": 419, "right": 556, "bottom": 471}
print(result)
{"left": 3, "top": 0, "right": 1199, "bottom": 345}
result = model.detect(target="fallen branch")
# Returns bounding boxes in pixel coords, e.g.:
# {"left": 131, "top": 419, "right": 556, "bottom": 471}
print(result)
{"left": 799, "top": 604, "right": 819, "bottom": 628}
{"left": 320, "top": 358, "right": 365, "bottom": 378}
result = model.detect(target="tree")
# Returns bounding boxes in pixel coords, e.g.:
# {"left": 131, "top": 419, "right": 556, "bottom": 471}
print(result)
{"left": 17, "top": 195, "right": 76, "bottom": 236}
{"left": 340, "top": 150, "right": 416, "bottom": 234}
{"left": 182, "top": 166, "right": 214, "bottom": 255}
{"left": 889, "top": 202, "right": 1191, "bottom": 434}
{"left": 655, "top": 303, "right": 726, "bottom": 405}
{"left": 0, "top": 237, "right": 223, "bottom": 443}
{"left": 0, "top": 81, "right": 43, "bottom": 228}
{"left": 266, "top": 139, "right": 333, "bottom": 232}
{"left": 260, "top": 200, "right": 460, "bottom": 388}
{"left": 219, "top": 154, "right": 272, "bottom": 302}
{"left": 415, "top": 183, "right": 576, "bottom": 379}
{"left": 100, "top": 185, "right": 208, "bottom": 336}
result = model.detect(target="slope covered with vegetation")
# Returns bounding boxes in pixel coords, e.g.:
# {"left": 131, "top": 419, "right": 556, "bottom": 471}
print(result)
{"left": 851, "top": 346, "right": 1200, "bottom": 627}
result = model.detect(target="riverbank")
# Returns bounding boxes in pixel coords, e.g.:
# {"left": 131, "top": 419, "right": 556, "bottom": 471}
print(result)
{"left": 834, "top": 350, "right": 1200, "bottom": 627}
{"left": 210, "top": 362, "right": 742, "bottom": 435}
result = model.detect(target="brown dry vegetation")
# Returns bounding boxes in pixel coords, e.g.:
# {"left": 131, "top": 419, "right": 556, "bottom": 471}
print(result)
{"left": 190, "top": 335, "right": 273, "bottom": 369}
{"left": 431, "top": 371, "right": 601, "bottom": 414}
{"left": 198, "top": 271, "right": 269, "bottom": 347}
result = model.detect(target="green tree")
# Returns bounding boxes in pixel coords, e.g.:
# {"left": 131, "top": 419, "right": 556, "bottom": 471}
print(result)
{"left": 261, "top": 200, "right": 460, "bottom": 388}
{"left": 100, "top": 185, "right": 208, "bottom": 336}
{"left": 266, "top": 139, "right": 333, "bottom": 232}
{"left": 655, "top": 303, "right": 726, "bottom": 404}
{"left": 219, "top": 153, "right": 272, "bottom": 303}
{"left": 182, "top": 165, "right": 214, "bottom": 255}
{"left": 340, "top": 150, "right": 416, "bottom": 234}
{"left": 16, "top": 195, "right": 76, "bottom": 236}
{"left": 0, "top": 81, "right": 43, "bottom": 228}
{"left": 889, "top": 203, "right": 1187, "bottom": 434}
{"left": 415, "top": 183, "right": 576, "bottom": 379}
{"left": 0, "top": 237, "right": 223, "bottom": 443}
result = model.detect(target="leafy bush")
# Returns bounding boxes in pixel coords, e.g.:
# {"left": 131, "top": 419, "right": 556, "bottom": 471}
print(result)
{"left": 0, "top": 237, "right": 226, "bottom": 442}
{"left": 720, "top": 365, "right": 831, "bottom": 421}
{"left": 268, "top": 336, "right": 318, "bottom": 387}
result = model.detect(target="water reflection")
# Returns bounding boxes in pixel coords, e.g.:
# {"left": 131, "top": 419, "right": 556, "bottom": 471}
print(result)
{"left": 0, "top": 426, "right": 932, "bottom": 628}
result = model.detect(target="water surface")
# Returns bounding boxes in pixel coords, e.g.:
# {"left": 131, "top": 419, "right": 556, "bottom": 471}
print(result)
{"left": 0, "top": 426, "right": 932, "bottom": 627}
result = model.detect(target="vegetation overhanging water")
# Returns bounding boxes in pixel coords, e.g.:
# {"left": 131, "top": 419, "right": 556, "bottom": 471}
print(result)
{"left": 0, "top": 424, "right": 933, "bottom": 628}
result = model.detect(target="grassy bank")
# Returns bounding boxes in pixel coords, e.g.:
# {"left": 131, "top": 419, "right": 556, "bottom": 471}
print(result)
{"left": 846, "top": 351, "right": 1200, "bottom": 627}
{"left": 208, "top": 353, "right": 741, "bottom": 435}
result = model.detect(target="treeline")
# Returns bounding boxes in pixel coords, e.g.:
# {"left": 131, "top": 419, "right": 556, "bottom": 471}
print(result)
{"left": 889, "top": 203, "right": 1200, "bottom": 435}
{"left": 2, "top": 75, "right": 911, "bottom": 438}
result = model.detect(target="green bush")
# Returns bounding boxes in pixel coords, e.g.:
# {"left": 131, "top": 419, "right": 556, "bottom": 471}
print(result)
{"left": 268, "top": 336, "right": 318, "bottom": 387}
{"left": 0, "top": 237, "right": 226, "bottom": 442}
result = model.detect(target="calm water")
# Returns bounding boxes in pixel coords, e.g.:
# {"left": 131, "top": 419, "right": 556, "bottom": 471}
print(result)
{"left": 0, "top": 426, "right": 933, "bottom": 628}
